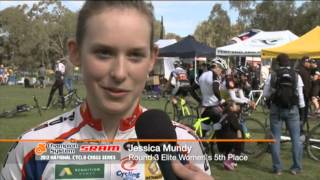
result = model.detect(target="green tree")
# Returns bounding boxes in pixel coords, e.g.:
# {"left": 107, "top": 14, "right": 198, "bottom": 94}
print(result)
{"left": 293, "top": 0, "right": 320, "bottom": 36}
{"left": 194, "top": 4, "right": 234, "bottom": 47}
{"left": 0, "top": 0, "right": 77, "bottom": 70}
{"left": 250, "top": 1, "right": 296, "bottom": 31}
{"left": 229, "top": 0, "right": 256, "bottom": 33}
{"left": 165, "top": 32, "right": 181, "bottom": 41}
{"left": 154, "top": 19, "right": 165, "bottom": 41}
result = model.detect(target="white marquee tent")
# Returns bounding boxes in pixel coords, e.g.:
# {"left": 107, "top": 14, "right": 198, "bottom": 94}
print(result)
{"left": 153, "top": 39, "right": 178, "bottom": 81}
{"left": 216, "top": 30, "right": 298, "bottom": 57}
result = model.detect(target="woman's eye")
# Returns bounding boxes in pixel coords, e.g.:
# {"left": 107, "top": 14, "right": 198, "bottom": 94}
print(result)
{"left": 94, "top": 50, "right": 113, "bottom": 59}
{"left": 128, "top": 52, "right": 146, "bottom": 62}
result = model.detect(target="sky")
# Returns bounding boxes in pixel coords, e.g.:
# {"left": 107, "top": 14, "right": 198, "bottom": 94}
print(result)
{"left": 0, "top": 1, "right": 305, "bottom": 37}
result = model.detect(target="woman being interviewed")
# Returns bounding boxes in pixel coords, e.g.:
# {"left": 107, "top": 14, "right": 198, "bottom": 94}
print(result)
{"left": 1, "top": 1, "right": 212, "bottom": 180}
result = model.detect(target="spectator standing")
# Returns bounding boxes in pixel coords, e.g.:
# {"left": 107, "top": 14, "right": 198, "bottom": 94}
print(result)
{"left": 263, "top": 53, "right": 305, "bottom": 175}
{"left": 38, "top": 64, "right": 46, "bottom": 88}
{"left": 187, "top": 62, "right": 195, "bottom": 86}
{"left": 248, "top": 63, "right": 260, "bottom": 90}
{"left": 44, "top": 60, "right": 65, "bottom": 109}
{"left": 297, "top": 56, "right": 312, "bottom": 134}
{"left": 63, "top": 58, "right": 75, "bottom": 93}
{"left": 0, "top": 64, "right": 5, "bottom": 85}
{"left": 310, "top": 59, "right": 320, "bottom": 114}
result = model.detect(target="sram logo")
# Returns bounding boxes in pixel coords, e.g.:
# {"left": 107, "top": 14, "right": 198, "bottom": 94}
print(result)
{"left": 79, "top": 145, "right": 120, "bottom": 152}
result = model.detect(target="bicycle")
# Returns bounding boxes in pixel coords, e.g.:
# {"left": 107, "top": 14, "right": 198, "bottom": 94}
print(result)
{"left": 192, "top": 103, "right": 267, "bottom": 159}
{"left": 258, "top": 106, "right": 320, "bottom": 161}
{"left": 164, "top": 95, "right": 197, "bottom": 124}
{"left": 0, "top": 96, "right": 42, "bottom": 118}
{"left": 51, "top": 89, "right": 83, "bottom": 109}
{"left": 306, "top": 120, "right": 320, "bottom": 161}
{"left": 239, "top": 104, "right": 268, "bottom": 158}
{"left": 248, "top": 89, "right": 269, "bottom": 115}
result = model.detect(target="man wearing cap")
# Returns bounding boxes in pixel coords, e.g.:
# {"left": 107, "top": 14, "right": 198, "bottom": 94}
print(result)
{"left": 297, "top": 56, "right": 312, "bottom": 133}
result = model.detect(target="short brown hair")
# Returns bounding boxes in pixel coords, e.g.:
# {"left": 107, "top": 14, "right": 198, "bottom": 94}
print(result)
{"left": 76, "top": 1, "right": 155, "bottom": 49}
{"left": 276, "top": 53, "right": 289, "bottom": 67}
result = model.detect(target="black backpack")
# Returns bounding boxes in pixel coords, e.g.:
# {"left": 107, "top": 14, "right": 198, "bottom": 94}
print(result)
{"left": 270, "top": 67, "right": 298, "bottom": 108}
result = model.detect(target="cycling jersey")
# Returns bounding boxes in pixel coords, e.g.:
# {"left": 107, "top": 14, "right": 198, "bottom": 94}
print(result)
{"left": 198, "top": 71, "right": 221, "bottom": 107}
{"left": 171, "top": 67, "right": 190, "bottom": 96}
{"left": 171, "top": 67, "right": 189, "bottom": 86}
{"left": 1, "top": 102, "right": 210, "bottom": 180}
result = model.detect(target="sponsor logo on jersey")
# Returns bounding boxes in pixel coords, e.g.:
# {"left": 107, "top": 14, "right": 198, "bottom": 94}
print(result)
{"left": 116, "top": 170, "right": 141, "bottom": 179}
{"left": 121, "top": 156, "right": 138, "bottom": 171}
{"left": 79, "top": 145, "right": 120, "bottom": 152}
{"left": 55, "top": 164, "right": 104, "bottom": 179}
{"left": 34, "top": 143, "right": 47, "bottom": 156}
{"left": 145, "top": 159, "right": 163, "bottom": 180}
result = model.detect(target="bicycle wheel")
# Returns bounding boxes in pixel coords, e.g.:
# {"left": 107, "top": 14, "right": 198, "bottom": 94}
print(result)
{"left": 259, "top": 98, "right": 269, "bottom": 115}
{"left": 177, "top": 105, "right": 196, "bottom": 126}
{"left": 3, "top": 110, "right": 17, "bottom": 118}
{"left": 204, "top": 131, "right": 216, "bottom": 159}
{"left": 307, "top": 124, "right": 320, "bottom": 161}
{"left": 243, "top": 117, "right": 268, "bottom": 158}
{"left": 164, "top": 100, "right": 177, "bottom": 121}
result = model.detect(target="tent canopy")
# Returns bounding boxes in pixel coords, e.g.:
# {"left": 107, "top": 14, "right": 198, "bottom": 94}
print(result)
{"left": 261, "top": 26, "right": 320, "bottom": 59}
{"left": 154, "top": 39, "right": 177, "bottom": 48}
{"left": 158, "top": 35, "right": 215, "bottom": 58}
{"left": 216, "top": 30, "right": 298, "bottom": 57}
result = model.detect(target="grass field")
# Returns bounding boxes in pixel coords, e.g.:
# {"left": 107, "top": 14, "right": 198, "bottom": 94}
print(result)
{"left": 0, "top": 85, "right": 319, "bottom": 180}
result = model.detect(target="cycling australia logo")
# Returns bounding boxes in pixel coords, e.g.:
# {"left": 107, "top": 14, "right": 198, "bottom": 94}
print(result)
{"left": 121, "top": 156, "right": 138, "bottom": 171}
{"left": 116, "top": 156, "right": 140, "bottom": 179}
{"left": 34, "top": 143, "right": 47, "bottom": 156}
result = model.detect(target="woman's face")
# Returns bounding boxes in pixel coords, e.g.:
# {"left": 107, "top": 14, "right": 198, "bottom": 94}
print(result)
{"left": 70, "top": 8, "right": 157, "bottom": 115}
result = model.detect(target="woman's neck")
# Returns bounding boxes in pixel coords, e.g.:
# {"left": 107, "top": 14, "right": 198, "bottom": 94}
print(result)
{"left": 86, "top": 99, "right": 139, "bottom": 140}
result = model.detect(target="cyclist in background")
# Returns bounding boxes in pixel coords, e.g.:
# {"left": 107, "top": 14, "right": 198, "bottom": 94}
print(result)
{"left": 225, "top": 66, "right": 256, "bottom": 139}
{"left": 226, "top": 66, "right": 255, "bottom": 108}
{"left": 198, "top": 57, "right": 228, "bottom": 132}
{"left": 166, "top": 60, "right": 191, "bottom": 105}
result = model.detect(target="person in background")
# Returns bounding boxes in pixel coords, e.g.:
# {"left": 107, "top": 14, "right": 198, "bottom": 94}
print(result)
{"left": 166, "top": 60, "right": 191, "bottom": 105}
{"left": 187, "top": 62, "right": 195, "bottom": 86}
{"left": 1, "top": 1, "right": 213, "bottom": 179}
{"left": 63, "top": 58, "right": 75, "bottom": 93}
{"left": 310, "top": 59, "right": 320, "bottom": 114}
{"left": 216, "top": 100, "right": 242, "bottom": 171}
{"left": 297, "top": 56, "right": 312, "bottom": 135}
{"left": 44, "top": 60, "right": 65, "bottom": 110}
{"left": 248, "top": 63, "right": 260, "bottom": 90}
{"left": 198, "top": 57, "right": 228, "bottom": 134}
{"left": 263, "top": 53, "right": 304, "bottom": 176}
{"left": 38, "top": 64, "right": 46, "bottom": 88}
{"left": 0, "top": 64, "right": 4, "bottom": 85}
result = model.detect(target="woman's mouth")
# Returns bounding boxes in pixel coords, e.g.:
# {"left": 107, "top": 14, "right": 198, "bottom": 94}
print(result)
{"left": 101, "top": 86, "right": 130, "bottom": 98}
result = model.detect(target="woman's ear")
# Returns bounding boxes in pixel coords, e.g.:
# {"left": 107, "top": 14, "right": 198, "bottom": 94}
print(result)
{"left": 67, "top": 38, "right": 81, "bottom": 67}
{"left": 148, "top": 46, "right": 159, "bottom": 72}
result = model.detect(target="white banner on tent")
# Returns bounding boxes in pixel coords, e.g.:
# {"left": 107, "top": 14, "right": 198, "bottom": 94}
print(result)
{"left": 216, "top": 30, "right": 298, "bottom": 56}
